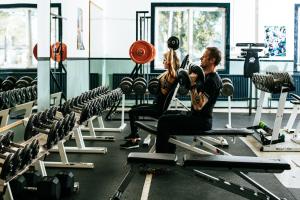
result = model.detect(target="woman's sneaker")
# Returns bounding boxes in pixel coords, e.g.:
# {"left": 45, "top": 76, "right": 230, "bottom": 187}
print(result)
{"left": 124, "top": 134, "right": 141, "bottom": 141}
{"left": 120, "top": 140, "right": 139, "bottom": 149}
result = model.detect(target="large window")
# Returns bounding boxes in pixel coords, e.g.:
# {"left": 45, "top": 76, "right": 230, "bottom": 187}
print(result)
{"left": 151, "top": 3, "right": 230, "bottom": 72}
{"left": 0, "top": 4, "right": 61, "bottom": 69}
{"left": 0, "top": 6, "right": 37, "bottom": 68}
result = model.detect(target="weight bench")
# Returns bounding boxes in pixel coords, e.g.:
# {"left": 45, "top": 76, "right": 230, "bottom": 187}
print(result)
{"left": 111, "top": 152, "right": 291, "bottom": 200}
{"left": 135, "top": 121, "right": 253, "bottom": 155}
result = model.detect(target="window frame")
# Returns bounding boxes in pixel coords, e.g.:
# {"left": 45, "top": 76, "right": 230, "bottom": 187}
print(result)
{"left": 150, "top": 2, "right": 230, "bottom": 74}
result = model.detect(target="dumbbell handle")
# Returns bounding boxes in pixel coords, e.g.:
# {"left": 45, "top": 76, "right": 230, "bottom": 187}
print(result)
{"left": 32, "top": 125, "right": 53, "bottom": 135}
{"left": 0, "top": 153, "right": 11, "bottom": 160}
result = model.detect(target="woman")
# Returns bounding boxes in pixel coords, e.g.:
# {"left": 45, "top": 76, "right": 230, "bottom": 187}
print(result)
{"left": 120, "top": 49, "right": 180, "bottom": 149}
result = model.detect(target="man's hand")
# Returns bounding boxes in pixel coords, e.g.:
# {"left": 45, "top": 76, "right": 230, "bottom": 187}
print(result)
{"left": 189, "top": 72, "right": 198, "bottom": 87}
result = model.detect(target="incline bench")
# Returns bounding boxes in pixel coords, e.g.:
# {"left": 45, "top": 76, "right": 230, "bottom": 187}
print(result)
{"left": 135, "top": 121, "right": 253, "bottom": 155}
{"left": 110, "top": 152, "right": 291, "bottom": 200}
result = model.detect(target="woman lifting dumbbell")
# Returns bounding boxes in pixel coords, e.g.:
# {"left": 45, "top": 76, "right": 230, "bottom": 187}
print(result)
{"left": 120, "top": 39, "right": 180, "bottom": 149}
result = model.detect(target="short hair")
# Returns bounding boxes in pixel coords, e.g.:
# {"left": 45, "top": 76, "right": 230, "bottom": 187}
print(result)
{"left": 206, "top": 47, "right": 222, "bottom": 66}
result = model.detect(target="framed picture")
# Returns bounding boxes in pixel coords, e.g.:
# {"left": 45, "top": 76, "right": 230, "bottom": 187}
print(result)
{"left": 264, "top": 26, "right": 286, "bottom": 57}
{"left": 77, "top": 8, "right": 85, "bottom": 50}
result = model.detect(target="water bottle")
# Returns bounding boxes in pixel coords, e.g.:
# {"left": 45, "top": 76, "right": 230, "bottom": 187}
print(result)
{"left": 259, "top": 121, "right": 273, "bottom": 135}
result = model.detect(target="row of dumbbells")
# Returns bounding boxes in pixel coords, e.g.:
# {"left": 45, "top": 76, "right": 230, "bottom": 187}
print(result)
{"left": 252, "top": 72, "right": 295, "bottom": 93}
{"left": 24, "top": 107, "right": 76, "bottom": 149}
{"left": 0, "top": 131, "right": 39, "bottom": 181}
{"left": 0, "top": 85, "right": 37, "bottom": 110}
{"left": 79, "top": 88, "right": 123, "bottom": 124}
{"left": 120, "top": 77, "right": 160, "bottom": 95}
{"left": 0, "top": 76, "right": 37, "bottom": 92}
{"left": 10, "top": 170, "right": 78, "bottom": 200}
{"left": 60, "top": 86, "right": 109, "bottom": 116}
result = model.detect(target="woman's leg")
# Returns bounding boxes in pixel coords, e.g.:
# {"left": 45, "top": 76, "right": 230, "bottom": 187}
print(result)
{"left": 128, "top": 104, "right": 161, "bottom": 137}
{"left": 156, "top": 112, "right": 211, "bottom": 153}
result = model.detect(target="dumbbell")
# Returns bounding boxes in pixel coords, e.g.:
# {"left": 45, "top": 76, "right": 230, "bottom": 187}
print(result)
{"left": 10, "top": 173, "right": 61, "bottom": 200}
{"left": 30, "top": 79, "right": 37, "bottom": 86}
{"left": 221, "top": 78, "right": 234, "bottom": 97}
{"left": 1, "top": 90, "right": 17, "bottom": 108}
{"left": 11, "top": 170, "right": 78, "bottom": 200}
{"left": 167, "top": 36, "right": 180, "bottom": 50}
{"left": 35, "top": 112, "right": 67, "bottom": 141}
{"left": 0, "top": 134, "right": 25, "bottom": 174}
{"left": 15, "top": 79, "right": 29, "bottom": 89}
{"left": 1, "top": 131, "right": 39, "bottom": 171}
{"left": 19, "top": 76, "right": 34, "bottom": 84}
{"left": 1, "top": 80, "right": 15, "bottom": 91}
{"left": 0, "top": 152, "right": 13, "bottom": 180}
{"left": 24, "top": 87, "right": 33, "bottom": 101}
{"left": 148, "top": 78, "right": 160, "bottom": 95}
{"left": 119, "top": 77, "right": 133, "bottom": 95}
{"left": 132, "top": 77, "right": 147, "bottom": 95}
{"left": 30, "top": 85, "right": 37, "bottom": 100}
{"left": 177, "top": 64, "right": 205, "bottom": 96}
{"left": 1, "top": 76, "right": 17, "bottom": 91}
{"left": 24, "top": 114, "right": 60, "bottom": 149}
{"left": 16, "top": 88, "right": 27, "bottom": 104}
{"left": 39, "top": 111, "right": 70, "bottom": 139}
{"left": 4, "top": 131, "right": 40, "bottom": 161}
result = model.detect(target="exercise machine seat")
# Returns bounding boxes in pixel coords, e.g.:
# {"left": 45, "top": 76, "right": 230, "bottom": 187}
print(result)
{"left": 128, "top": 152, "right": 177, "bottom": 165}
{"left": 135, "top": 121, "right": 253, "bottom": 137}
{"left": 183, "top": 154, "right": 291, "bottom": 173}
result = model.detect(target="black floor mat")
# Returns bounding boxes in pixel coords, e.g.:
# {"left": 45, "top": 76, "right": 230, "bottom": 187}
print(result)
{"left": 33, "top": 112, "right": 300, "bottom": 200}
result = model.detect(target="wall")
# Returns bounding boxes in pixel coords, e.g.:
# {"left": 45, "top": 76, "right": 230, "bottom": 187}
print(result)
{"left": 60, "top": 0, "right": 90, "bottom": 98}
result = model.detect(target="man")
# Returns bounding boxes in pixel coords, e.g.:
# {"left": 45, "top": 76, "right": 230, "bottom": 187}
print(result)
{"left": 155, "top": 47, "right": 223, "bottom": 153}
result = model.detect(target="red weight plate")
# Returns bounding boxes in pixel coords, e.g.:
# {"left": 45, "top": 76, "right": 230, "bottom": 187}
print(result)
{"left": 51, "top": 42, "right": 67, "bottom": 62}
{"left": 129, "top": 40, "right": 155, "bottom": 64}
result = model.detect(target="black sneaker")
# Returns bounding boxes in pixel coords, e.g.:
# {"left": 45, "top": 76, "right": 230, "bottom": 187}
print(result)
{"left": 120, "top": 140, "right": 140, "bottom": 149}
{"left": 124, "top": 134, "right": 141, "bottom": 141}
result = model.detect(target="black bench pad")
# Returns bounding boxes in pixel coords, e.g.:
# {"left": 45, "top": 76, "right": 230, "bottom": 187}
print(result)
{"left": 128, "top": 153, "right": 177, "bottom": 165}
{"left": 135, "top": 121, "right": 253, "bottom": 136}
{"left": 183, "top": 155, "right": 291, "bottom": 172}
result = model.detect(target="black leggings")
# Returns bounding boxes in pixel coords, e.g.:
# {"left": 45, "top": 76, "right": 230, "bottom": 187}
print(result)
{"left": 156, "top": 110, "right": 211, "bottom": 153}
{"left": 128, "top": 104, "right": 162, "bottom": 135}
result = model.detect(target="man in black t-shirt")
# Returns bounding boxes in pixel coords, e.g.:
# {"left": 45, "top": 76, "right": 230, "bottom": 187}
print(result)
{"left": 155, "top": 47, "right": 223, "bottom": 153}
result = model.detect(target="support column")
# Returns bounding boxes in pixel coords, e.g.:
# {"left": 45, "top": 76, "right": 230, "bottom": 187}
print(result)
{"left": 37, "top": 0, "right": 51, "bottom": 111}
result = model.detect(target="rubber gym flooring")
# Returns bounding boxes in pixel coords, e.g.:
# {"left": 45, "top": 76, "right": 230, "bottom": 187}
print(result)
{"left": 13, "top": 112, "right": 300, "bottom": 200}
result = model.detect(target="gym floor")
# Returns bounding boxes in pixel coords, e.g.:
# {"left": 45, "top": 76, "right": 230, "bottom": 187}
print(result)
{"left": 15, "top": 111, "right": 300, "bottom": 200}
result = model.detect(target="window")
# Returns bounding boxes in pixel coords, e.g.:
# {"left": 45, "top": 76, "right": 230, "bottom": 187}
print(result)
{"left": 0, "top": 7, "right": 37, "bottom": 68}
{"left": 0, "top": 4, "right": 61, "bottom": 69}
{"left": 151, "top": 3, "right": 230, "bottom": 72}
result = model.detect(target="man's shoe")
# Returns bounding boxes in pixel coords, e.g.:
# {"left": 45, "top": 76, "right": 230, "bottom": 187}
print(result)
{"left": 124, "top": 134, "right": 141, "bottom": 141}
{"left": 120, "top": 140, "right": 140, "bottom": 149}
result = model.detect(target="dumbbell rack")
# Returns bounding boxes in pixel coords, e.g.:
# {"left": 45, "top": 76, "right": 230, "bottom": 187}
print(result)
{"left": 0, "top": 109, "right": 9, "bottom": 128}
{"left": 78, "top": 94, "right": 126, "bottom": 140}
{"left": 284, "top": 94, "right": 300, "bottom": 144}
{"left": 0, "top": 101, "right": 35, "bottom": 128}
{"left": 43, "top": 139, "right": 94, "bottom": 168}
{"left": 252, "top": 90, "right": 300, "bottom": 151}
{"left": 50, "top": 126, "right": 107, "bottom": 154}
{"left": 0, "top": 133, "right": 51, "bottom": 200}
{"left": 22, "top": 117, "right": 95, "bottom": 168}
{"left": 49, "top": 106, "right": 109, "bottom": 154}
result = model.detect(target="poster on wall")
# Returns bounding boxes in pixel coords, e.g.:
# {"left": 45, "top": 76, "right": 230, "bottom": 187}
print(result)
{"left": 264, "top": 26, "right": 286, "bottom": 57}
{"left": 77, "top": 8, "right": 85, "bottom": 50}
